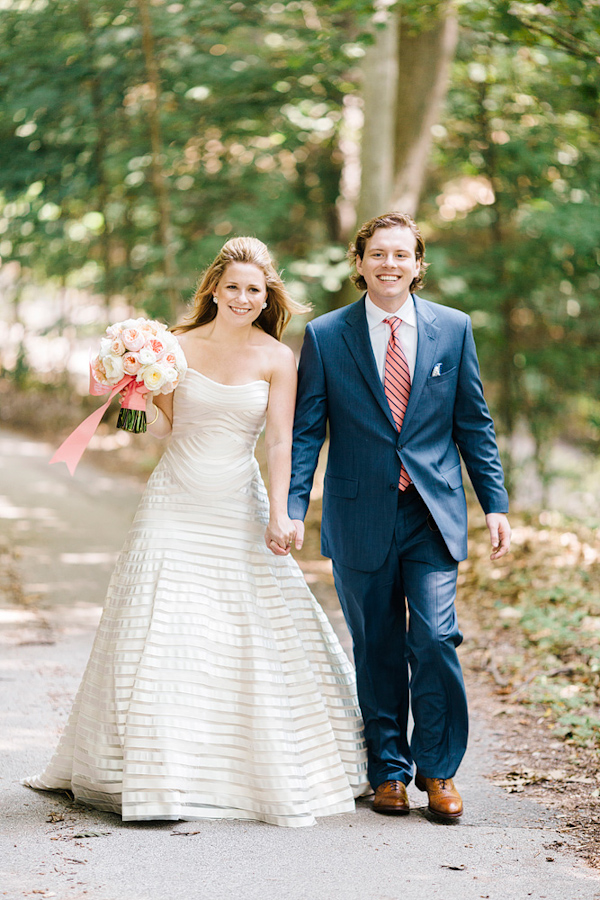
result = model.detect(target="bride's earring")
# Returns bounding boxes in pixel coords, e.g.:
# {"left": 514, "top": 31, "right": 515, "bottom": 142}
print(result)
{"left": 212, "top": 296, "right": 218, "bottom": 304}
{"left": 262, "top": 302, "right": 267, "bottom": 310}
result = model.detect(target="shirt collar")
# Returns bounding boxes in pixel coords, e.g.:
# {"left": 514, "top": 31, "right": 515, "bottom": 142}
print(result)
{"left": 365, "top": 293, "right": 416, "bottom": 331}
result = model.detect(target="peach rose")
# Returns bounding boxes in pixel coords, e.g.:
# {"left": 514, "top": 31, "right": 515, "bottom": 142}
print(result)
{"left": 122, "top": 353, "right": 141, "bottom": 375}
{"left": 149, "top": 338, "right": 166, "bottom": 358}
{"left": 121, "top": 327, "right": 145, "bottom": 352}
{"left": 110, "top": 337, "right": 126, "bottom": 356}
{"left": 91, "top": 356, "right": 109, "bottom": 385}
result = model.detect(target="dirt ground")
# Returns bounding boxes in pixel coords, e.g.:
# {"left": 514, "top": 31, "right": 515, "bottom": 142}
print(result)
{"left": 459, "top": 613, "right": 600, "bottom": 871}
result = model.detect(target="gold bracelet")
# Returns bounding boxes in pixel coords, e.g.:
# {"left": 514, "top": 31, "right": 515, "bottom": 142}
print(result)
{"left": 147, "top": 405, "right": 160, "bottom": 426}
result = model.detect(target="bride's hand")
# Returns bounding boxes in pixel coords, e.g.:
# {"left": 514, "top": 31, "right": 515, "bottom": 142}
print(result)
{"left": 265, "top": 516, "right": 296, "bottom": 556}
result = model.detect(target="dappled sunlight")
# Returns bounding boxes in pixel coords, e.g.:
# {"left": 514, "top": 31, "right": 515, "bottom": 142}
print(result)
{"left": 0, "top": 609, "right": 38, "bottom": 625}
{"left": 0, "top": 497, "right": 58, "bottom": 523}
{"left": 510, "top": 520, "right": 599, "bottom": 569}
{"left": 23, "top": 479, "right": 69, "bottom": 498}
{"left": 89, "top": 431, "right": 132, "bottom": 452}
{"left": 59, "top": 552, "right": 118, "bottom": 565}
{"left": 0, "top": 436, "right": 53, "bottom": 459}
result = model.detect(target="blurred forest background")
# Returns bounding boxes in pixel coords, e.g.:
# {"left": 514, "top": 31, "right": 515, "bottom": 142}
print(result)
{"left": 0, "top": 0, "right": 599, "bottom": 512}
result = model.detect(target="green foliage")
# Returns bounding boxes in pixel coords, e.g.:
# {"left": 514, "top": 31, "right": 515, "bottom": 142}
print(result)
{"left": 0, "top": 0, "right": 380, "bottom": 313}
{"left": 422, "top": 4, "right": 600, "bottom": 483}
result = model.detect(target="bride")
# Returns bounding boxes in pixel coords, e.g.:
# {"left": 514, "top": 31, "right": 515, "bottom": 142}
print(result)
{"left": 23, "top": 236, "right": 368, "bottom": 827}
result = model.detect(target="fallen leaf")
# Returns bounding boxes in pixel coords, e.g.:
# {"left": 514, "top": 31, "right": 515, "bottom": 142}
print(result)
{"left": 69, "top": 831, "right": 110, "bottom": 839}
{"left": 46, "top": 812, "right": 64, "bottom": 823}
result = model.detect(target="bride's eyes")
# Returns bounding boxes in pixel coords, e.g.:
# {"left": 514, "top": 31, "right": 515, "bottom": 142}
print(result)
{"left": 225, "top": 284, "right": 262, "bottom": 293}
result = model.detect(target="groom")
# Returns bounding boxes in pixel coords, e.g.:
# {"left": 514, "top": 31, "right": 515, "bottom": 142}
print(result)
{"left": 288, "top": 211, "right": 511, "bottom": 819}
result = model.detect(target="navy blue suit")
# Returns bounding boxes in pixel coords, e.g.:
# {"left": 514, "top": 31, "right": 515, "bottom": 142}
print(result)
{"left": 289, "top": 294, "right": 508, "bottom": 787}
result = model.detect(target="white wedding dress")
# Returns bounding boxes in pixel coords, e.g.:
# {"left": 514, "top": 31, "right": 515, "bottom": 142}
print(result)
{"left": 24, "top": 369, "right": 368, "bottom": 827}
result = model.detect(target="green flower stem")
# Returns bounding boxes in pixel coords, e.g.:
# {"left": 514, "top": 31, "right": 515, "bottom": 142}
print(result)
{"left": 117, "top": 408, "right": 147, "bottom": 434}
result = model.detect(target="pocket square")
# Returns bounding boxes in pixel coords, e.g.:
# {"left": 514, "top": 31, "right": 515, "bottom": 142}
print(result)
{"left": 431, "top": 363, "right": 443, "bottom": 377}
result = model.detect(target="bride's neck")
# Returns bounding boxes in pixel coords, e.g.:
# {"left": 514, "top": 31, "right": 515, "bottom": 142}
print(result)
{"left": 205, "top": 318, "right": 257, "bottom": 345}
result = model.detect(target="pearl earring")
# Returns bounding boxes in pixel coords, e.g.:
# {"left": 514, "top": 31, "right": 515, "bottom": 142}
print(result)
{"left": 262, "top": 302, "right": 267, "bottom": 310}
{"left": 212, "top": 296, "right": 218, "bottom": 304}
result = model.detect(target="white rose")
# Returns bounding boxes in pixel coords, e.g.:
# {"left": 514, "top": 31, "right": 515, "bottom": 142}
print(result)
{"left": 99, "top": 337, "right": 113, "bottom": 358}
{"left": 142, "top": 364, "right": 167, "bottom": 392}
{"left": 156, "top": 367, "right": 180, "bottom": 394}
{"left": 103, "top": 354, "right": 125, "bottom": 382}
{"left": 172, "top": 344, "right": 187, "bottom": 371}
{"left": 138, "top": 347, "right": 157, "bottom": 366}
{"left": 161, "top": 366, "right": 178, "bottom": 387}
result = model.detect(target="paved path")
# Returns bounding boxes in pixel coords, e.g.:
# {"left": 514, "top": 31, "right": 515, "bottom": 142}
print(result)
{"left": 1, "top": 427, "right": 599, "bottom": 900}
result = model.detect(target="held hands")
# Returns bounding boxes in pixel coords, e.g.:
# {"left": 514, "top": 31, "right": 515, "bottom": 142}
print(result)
{"left": 486, "top": 513, "right": 511, "bottom": 561}
{"left": 265, "top": 516, "right": 304, "bottom": 556}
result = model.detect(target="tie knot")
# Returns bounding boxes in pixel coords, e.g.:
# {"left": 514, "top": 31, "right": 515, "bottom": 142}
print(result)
{"left": 384, "top": 316, "right": 401, "bottom": 335}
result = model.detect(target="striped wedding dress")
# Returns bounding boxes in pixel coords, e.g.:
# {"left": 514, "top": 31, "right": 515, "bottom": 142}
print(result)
{"left": 23, "top": 368, "right": 368, "bottom": 826}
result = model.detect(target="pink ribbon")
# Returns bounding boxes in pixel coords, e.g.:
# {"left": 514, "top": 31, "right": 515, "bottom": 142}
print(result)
{"left": 49, "top": 368, "right": 148, "bottom": 475}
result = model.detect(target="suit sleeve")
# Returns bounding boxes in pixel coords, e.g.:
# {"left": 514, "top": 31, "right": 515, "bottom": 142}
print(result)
{"left": 288, "top": 322, "right": 328, "bottom": 521}
{"left": 452, "top": 318, "right": 509, "bottom": 514}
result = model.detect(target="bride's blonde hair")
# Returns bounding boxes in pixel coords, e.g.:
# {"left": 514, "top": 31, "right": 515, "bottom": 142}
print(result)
{"left": 174, "top": 236, "right": 309, "bottom": 340}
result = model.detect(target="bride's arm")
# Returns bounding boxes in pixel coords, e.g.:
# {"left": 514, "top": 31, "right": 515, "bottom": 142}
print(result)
{"left": 145, "top": 391, "right": 173, "bottom": 438}
{"left": 264, "top": 344, "right": 299, "bottom": 556}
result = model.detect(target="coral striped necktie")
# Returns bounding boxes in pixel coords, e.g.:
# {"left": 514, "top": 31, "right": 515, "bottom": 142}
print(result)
{"left": 383, "top": 317, "right": 412, "bottom": 491}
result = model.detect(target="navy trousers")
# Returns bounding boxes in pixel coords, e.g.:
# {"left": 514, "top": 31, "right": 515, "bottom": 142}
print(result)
{"left": 332, "top": 489, "right": 468, "bottom": 790}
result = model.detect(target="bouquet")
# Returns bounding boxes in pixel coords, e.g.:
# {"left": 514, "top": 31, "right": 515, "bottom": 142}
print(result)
{"left": 91, "top": 318, "right": 187, "bottom": 433}
{"left": 49, "top": 317, "right": 187, "bottom": 476}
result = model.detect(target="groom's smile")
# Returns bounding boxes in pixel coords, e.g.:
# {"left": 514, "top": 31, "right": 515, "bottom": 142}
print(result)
{"left": 356, "top": 225, "right": 421, "bottom": 312}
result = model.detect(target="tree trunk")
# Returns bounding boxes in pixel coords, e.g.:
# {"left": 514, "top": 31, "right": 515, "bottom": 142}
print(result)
{"left": 391, "top": 5, "right": 458, "bottom": 216}
{"left": 355, "top": 2, "right": 457, "bottom": 225}
{"left": 355, "top": 11, "right": 399, "bottom": 226}
{"left": 136, "top": 0, "right": 179, "bottom": 319}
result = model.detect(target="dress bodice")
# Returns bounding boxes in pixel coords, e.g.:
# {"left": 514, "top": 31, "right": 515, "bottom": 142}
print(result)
{"left": 160, "top": 368, "right": 270, "bottom": 496}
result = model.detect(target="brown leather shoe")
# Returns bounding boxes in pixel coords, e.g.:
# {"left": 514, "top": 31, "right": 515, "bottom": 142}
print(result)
{"left": 373, "top": 780, "right": 410, "bottom": 815}
{"left": 415, "top": 773, "right": 463, "bottom": 820}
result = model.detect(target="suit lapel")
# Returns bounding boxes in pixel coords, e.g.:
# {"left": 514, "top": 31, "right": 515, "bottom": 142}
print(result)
{"left": 341, "top": 297, "right": 397, "bottom": 430}
{"left": 400, "top": 295, "right": 440, "bottom": 436}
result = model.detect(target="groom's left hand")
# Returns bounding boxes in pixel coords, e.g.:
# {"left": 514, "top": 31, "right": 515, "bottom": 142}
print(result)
{"left": 290, "top": 520, "right": 304, "bottom": 550}
{"left": 486, "top": 513, "right": 511, "bottom": 561}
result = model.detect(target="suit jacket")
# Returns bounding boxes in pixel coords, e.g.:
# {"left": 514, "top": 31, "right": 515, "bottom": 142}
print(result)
{"left": 288, "top": 294, "right": 509, "bottom": 570}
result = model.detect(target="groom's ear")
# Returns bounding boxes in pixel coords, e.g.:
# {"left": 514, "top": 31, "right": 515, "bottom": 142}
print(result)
{"left": 355, "top": 254, "right": 364, "bottom": 275}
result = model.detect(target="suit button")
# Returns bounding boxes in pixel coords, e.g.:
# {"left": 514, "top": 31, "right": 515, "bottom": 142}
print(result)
{"left": 389, "top": 484, "right": 397, "bottom": 491}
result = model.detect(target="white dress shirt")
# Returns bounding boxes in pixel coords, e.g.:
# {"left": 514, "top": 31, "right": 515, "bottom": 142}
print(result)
{"left": 365, "top": 293, "right": 418, "bottom": 382}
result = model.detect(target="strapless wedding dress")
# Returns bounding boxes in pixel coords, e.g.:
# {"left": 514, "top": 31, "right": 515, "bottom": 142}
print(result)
{"left": 23, "top": 369, "right": 368, "bottom": 826}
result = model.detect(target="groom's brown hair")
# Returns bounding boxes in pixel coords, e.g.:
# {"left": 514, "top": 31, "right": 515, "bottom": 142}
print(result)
{"left": 349, "top": 211, "right": 429, "bottom": 293}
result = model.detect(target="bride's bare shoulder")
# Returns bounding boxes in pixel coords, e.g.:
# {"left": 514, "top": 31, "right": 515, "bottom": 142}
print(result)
{"left": 261, "top": 337, "right": 296, "bottom": 382}
{"left": 174, "top": 326, "right": 208, "bottom": 352}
